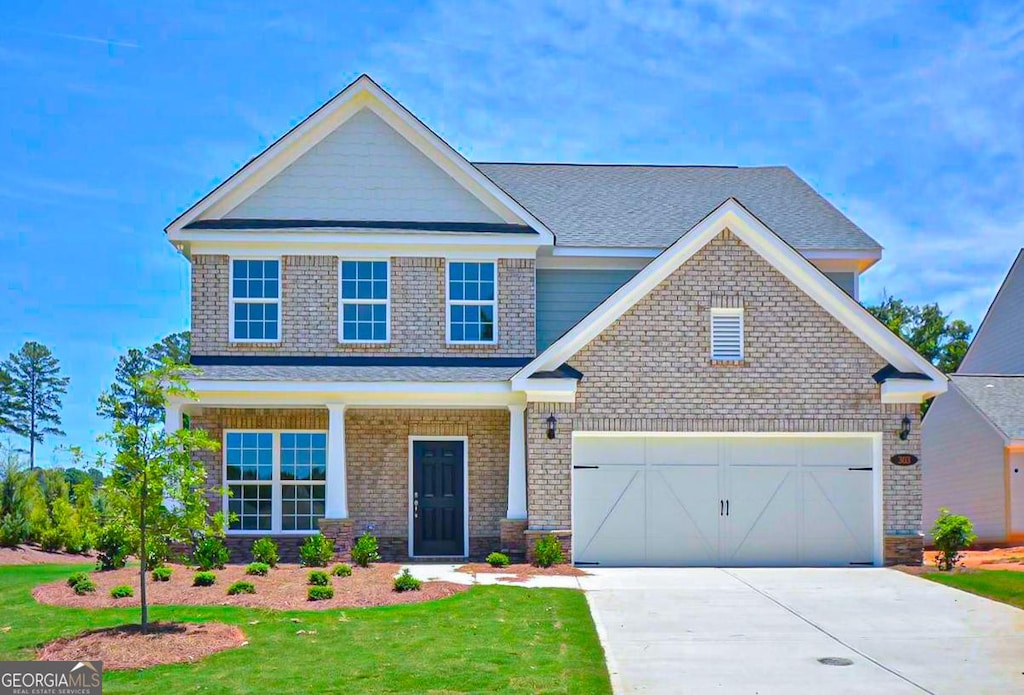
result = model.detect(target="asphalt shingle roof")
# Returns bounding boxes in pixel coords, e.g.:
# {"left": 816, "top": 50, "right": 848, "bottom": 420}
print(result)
{"left": 951, "top": 375, "right": 1024, "bottom": 440}
{"left": 192, "top": 364, "right": 519, "bottom": 382}
{"left": 474, "top": 163, "right": 880, "bottom": 251}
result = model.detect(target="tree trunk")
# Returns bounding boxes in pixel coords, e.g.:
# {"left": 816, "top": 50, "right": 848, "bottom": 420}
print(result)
{"left": 140, "top": 472, "right": 148, "bottom": 633}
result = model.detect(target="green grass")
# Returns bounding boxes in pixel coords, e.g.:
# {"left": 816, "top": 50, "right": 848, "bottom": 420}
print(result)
{"left": 0, "top": 564, "right": 610, "bottom": 694}
{"left": 922, "top": 569, "right": 1024, "bottom": 610}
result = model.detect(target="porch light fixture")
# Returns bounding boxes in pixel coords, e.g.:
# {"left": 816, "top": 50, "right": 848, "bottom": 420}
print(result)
{"left": 546, "top": 413, "right": 557, "bottom": 440}
{"left": 899, "top": 415, "right": 911, "bottom": 441}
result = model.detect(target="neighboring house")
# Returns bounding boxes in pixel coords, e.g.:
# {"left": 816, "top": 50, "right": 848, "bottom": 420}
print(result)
{"left": 923, "top": 251, "right": 1024, "bottom": 543}
{"left": 163, "top": 74, "right": 946, "bottom": 567}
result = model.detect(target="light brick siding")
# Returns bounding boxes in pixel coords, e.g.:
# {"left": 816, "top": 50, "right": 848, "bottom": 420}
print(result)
{"left": 191, "top": 255, "right": 534, "bottom": 357}
{"left": 525, "top": 230, "right": 923, "bottom": 565}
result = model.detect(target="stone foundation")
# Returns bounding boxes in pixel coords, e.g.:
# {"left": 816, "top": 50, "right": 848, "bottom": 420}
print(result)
{"left": 884, "top": 534, "right": 923, "bottom": 566}
{"left": 318, "top": 518, "right": 355, "bottom": 562}
{"left": 500, "top": 519, "right": 529, "bottom": 560}
{"left": 224, "top": 535, "right": 312, "bottom": 564}
{"left": 524, "top": 529, "right": 572, "bottom": 565}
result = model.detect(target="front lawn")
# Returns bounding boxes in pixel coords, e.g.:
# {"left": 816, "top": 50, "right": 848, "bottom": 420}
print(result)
{"left": 922, "top": 569, "right": 1024, "bottom": 610}
{"left": 0, "top": 563, "right": 610, "bottom": 694}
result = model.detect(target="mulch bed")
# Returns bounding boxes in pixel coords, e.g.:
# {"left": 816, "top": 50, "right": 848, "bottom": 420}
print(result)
{"left": 0, "top": 544, "right": 95, "bottom": 566}
{"left": 38, "top": 622, "right": 245, "bottom": 670}
{"left": 456, "top": 563, "right": 589, "bottom": 582}
{"left": 896, "top": 547, "right": 1024, "bottom": 576}
{"left": 34, "top": 562, "right": 467, "bottom": 610}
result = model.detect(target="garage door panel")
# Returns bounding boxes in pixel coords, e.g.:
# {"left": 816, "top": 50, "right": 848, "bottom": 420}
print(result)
{"left": 645, "top": 437, "right": 719, "bottom": 465}
{"left": 724, "top": 466, "right": 799, "bottom": 566}
{"left": 574, "top": 466, "right": 646, "bottom": 565}
{"left": 802, "top": 438, "right": 873, "bottom": 468}
{"left": 801, "top": 468, "right": 874, "bottom": 565}
{"left": 573, "top": 437, "right": 645, "bottom": 465}
{"left": 727, "top": 438, "right": 799, "bottom": 467}
{"left": 646, "top": 465, "right": 720, "bottom": 566}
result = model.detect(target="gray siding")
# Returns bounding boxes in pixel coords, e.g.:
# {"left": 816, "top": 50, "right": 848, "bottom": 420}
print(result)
{"left": 536, "top": 269, "right": 637, "bottom": 350}
{"left": 824, "top": 271, "right": 857, "bottom": 298}
{"left": 959, "top": 251, "right": 1024, "bottom": 374}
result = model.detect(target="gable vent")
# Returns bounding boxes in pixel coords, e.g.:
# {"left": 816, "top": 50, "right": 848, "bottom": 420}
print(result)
{"left": 711, "top": 309, "right": 744, "bottom": 361}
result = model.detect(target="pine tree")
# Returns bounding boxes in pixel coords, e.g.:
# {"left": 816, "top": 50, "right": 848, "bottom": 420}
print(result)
{"left": 2, "top": 342, "right": 70, "bottom": 469}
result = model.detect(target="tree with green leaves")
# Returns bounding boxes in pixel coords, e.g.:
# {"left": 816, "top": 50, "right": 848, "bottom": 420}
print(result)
{"left": 866, "top": 295, "right": 973, "bottom": 374}
{"left": 147, "top": 331, "right": 190, "bottom": 368}
{"left": 1, "top": 342, "right": 70, "bottom": 468}
{"left": 98, "top": 332, "right": 192, "bottom": 429}
{"left": 0, "top": 368, "right": 14, "bottom": 432}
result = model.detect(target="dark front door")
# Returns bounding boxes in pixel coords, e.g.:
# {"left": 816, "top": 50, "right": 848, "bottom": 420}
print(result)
{"left": 412, "top": 440, "right": 465, "bottom": 556}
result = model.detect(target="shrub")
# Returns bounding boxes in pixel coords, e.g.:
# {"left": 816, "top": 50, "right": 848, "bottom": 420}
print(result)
{"left": 246, "top": 562, "right": 270, "bottom": 576}
{"left": 931, "top": 508, "right": 977, "bottom": 571}
{"left": 299, "top": 534, "right": 334, "bottom": 567}
{"left": 67, "top": 572, "right": 90, "bottom": 589}
{"left": 39, "top": 525, "right": 63, "bottom": 552}
{"left": 94, "top": 523, "right": 130, "bottom": 571}
{"left": 193, "top": 571, "right": 217, "bottom": 587}
{"left": 251, "top": 537, "right": 279, "bottom": 567}
{"left": 151, "top": 566, "right": 172, "bottom": 582}
{"left": 73, "top": 578, "right": 96, "bottom": 595}
{"left": 331, "top": 563, "right": 352, "bottom": 577}
{"left": 227, "top": 580, "right": 256, "bottom": 596}
{"left": 393, "top": 568, "right": 422, "bottom": 592}
{"left": 0, "top": 512, "right": 29, "bottom": 547}
{"left": 109, "top": 585, "right": 134, "bottom": 599}
{"left": 62, "top": 524, "right": 92, "bottom": 555}
{"left": 192, "top": 536, "right": 230, "bottom": 571}
{"left": 486, "top": 551, "right": 511, "bottom": 568}
{"left": 533, "top": 534, "right": 565, "bottom": 568}
{"left": 307, "top": 570, "right": 330, "bottom": 586}
{"left": 307, "top": 585, "right": 334, "bottom": 601}
{"left": 350, "top": 532, "right": 380, "bottom": 568}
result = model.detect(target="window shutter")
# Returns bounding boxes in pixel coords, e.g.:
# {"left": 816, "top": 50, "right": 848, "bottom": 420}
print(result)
{"left": 711, "top": 309, "right": 744, "bottom": 361}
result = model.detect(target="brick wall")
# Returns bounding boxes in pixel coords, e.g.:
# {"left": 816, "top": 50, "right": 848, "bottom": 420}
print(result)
{"left": 191, "top": 255, "right": 534, "bottom": 357}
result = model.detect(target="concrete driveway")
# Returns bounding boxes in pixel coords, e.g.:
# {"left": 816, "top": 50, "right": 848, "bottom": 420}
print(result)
{"left": 580, "top": 568, "right": 1024, "bottom": 694}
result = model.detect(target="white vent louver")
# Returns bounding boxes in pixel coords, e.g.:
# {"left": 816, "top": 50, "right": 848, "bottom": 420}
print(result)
{"left": 711, "top": 309, "right": 744, "bottom": 361}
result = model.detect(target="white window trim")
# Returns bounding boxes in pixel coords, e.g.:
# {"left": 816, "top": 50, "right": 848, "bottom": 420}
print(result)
{"left": 228, "top": 256, "right": 282, "bottom": 344}
{"left": 223, "top": 429, "right": 328, "bottom": 535}
{"left": 445, "top": 260, "right": 499, "bottom": 345}
{"left": 407, "top": 435, "right": 470, "bottom": 558}
{"left": 338, "top": 258, "right": 391, "bottom": 344}
{"left": 710, "top": 307, "right": 744, "bottom": 361}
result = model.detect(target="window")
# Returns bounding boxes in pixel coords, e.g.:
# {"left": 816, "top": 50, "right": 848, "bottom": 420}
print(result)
{"left": 448, "top": 261, "right": 496, "bottom": 343}
{"left": 339, "top": 260, "right": 389, "bottom": 342}
{"left": 710, "top": 308, "right": 744, "bottom": 361}
{"left": 231, "top": 259, "right": 280, "bottom": 341}
{"left": 224, "top": 431, "right": 327, "bottom": 533}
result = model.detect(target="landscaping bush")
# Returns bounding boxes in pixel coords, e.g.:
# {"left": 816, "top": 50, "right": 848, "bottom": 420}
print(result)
{"left": 307, "top": 570, "right": 330, "bottom": 586}
{"left": 486, "top": 551, "right": 511, "bottom": 568}
{"left": 931, "top": 508, "right": 977, "bottom": 571}
{"left": 350, "top": 531, "right": 380, "bottom": 568}
{"left": 109, "top": 585, "right": 134, "bottom": 599}
{"left": 72, "top": 578, "right": 96, "bottom": 595}
{"left": 192, "top": 536, "right": 230, "bottom": 571}
{"left": 151, "top": 566, "right": 172, "bottom": 582}
{"left": 251, "top": 537, "right": 279, "bottom": 567}
{"left": 94, "top": 523, "right": 130, "bottom": 571}
{"left": 192, "top": 571, "right": 217, "bottom": 587}
{"left": 227, "top": 580, "right": 256, "bottom": 596}
{"left": 0, "top": 512, "right": 29, "bottom": 548}
{"left": 307, "top": 585, "right": 334, "bottom": 601}
{"left": 38, "top": 525, "right": 63, "bottom": 552}
{"left": 67, "top": 572, "right": 90, "bottom": 589}
{"left": 533, "top": 534, "right": 565, "bottom": 568}
{"left": 299, "top": 533, "right": 334, "bottom": 567}
{"left": 392, "top": 568, "right": 422, "bottom": 592}
{"left": 246, "top": 562, "right": 270, "bottom": 576}
{"left": 331, "top": 563, "right": 352, "bottom": 577}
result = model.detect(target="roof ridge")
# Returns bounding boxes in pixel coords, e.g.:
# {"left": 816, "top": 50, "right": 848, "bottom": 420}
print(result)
{"left": 952, "top": 373, "right": 1024, "bottom": 378}
{"left": 473, "top": 161, "right": 791, "bottom": 170}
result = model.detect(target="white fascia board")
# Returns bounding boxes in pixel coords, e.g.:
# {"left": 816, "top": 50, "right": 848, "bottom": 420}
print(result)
{"left": 517, "top": 198, "right": 947, "bottom": 387}
{"left": 509, "top": 377, "right": 577, "bottom": 403}
{"left": 880, "top": 378, "right": 948, "bottom": 404}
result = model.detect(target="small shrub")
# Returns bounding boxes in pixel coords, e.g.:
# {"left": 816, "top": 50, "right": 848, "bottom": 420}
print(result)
{"left": 109, "top": 585, "right": 134, "bottom": 599}
{"left": 151, "top": 566, "right": 172, "bottom": 582}
{"left": 299, "top": 534, "right": 334, "bottom": 567}
{"left": 73, "top": 578, "right": 96, "bottom": 595}
{"left": 62, "top": 524, "right": 93, "bottom": 555}
{"left": 307, "top": 585, "right": 334, "bottom": 601}
{"left": 331, "top": 563, "right": 352, "bottom": 577}
{"left": 67, "top": 572, "right": 90, "bottom": 589}
{"left": 533, "top": 534, "right": 565, "bottom": 568}
{"left": 392, "top": 568, "right": 422, "bottom": 592}
{"left": 307, "top": 570, "right": 330, "bottom": 586}
{"left": 193, "top": 571, "right": 217, "bottom": 587}
{"left": 94, "top": 523, "right": 130, "bottom": 571}
{"left": 0, "top": 512, "right": 30, "bottom": 547}
{"left": 931, "top": 508, "right": 977, "bottom": 571}
{"left": 39, "top": 525, "right": 63, "bottom": 553}
{"left": 251, "top": 537, "right": 279, "bottom": 567}
{"left": 192, "top": 536, "right": 230, "bottom": 571}
{"left": 350, "top": 532, "right": 380, "bottom": 568}
{"left": 227, "top": 580, "right": 256, "bottom": 596}
{"left": 246, "top": 562, "right": 270, "bottom": 576}
{"left": 486, "top": 551, "right": 511, "bottom": 568}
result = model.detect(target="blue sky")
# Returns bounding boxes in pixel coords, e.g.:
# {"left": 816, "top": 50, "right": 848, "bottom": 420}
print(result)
{"left": 1, "top": 1, "right": 1022, "bottom": 466}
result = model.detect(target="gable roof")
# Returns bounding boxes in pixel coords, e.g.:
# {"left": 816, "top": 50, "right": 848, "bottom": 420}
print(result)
{"left": 476, "top": 163, "right": 880, "bottom": 252}
{"left": 513, "top": 198, "right": 946, "bottom": 401}
{"left": 959, "top": 249, "right": 1024, "bottom": 374}
{"left": 950, "top": 375, "right": 1024, "bottom": 441}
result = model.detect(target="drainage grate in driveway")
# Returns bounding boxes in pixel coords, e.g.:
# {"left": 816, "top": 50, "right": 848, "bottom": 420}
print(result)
{"left": 817, "top": 657, "right": 854, "bottom": 667}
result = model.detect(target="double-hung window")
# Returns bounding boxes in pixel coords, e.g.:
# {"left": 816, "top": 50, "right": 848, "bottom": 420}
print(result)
{"left": 231, "top": 259, "right": 280, "bottom": 342}
{"left": 339, "top": 260, "right": 389, "bottom": 342}
{"left": 448, "top": 261, "right": 497, "bottom": 343}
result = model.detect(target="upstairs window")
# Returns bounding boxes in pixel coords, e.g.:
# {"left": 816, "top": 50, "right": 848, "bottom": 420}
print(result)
{"left": 231, "top": 259, "right": 280, "bottom": 342}
{"left": 339, "top": 260, "right": 389, "bottom": 342}
{"left": 710, "top": 308, "right": 744, "bottom": 361}
{"left": 448, "top": 261, "right": 496, "bottom": 343}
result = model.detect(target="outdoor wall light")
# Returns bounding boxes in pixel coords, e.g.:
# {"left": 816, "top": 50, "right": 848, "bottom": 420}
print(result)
{"left": 546, "top": 413, "right": 557, "bottom": 439}
{"left": 899, "top": 415, "right": 911, "bottom": 441}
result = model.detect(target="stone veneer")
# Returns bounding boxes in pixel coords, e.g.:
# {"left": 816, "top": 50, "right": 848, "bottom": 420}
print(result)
{"left": 191, "top": 255, "right": 534, "bottom": 357}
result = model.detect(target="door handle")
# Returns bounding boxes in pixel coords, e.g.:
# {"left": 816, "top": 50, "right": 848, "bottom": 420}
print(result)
{"left": 720, "top": 499, "right": 724, "bottom": 516}
{"left": 726, "top": 500, "right": 729, "bottom": 516}
{"left": 413, "top": 498, "right": 419, "bottom": 519}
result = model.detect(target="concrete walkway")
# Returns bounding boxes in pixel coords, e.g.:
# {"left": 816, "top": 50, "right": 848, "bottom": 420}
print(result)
{"left": 402, "top": 563, "right": 583, "bottom": 589}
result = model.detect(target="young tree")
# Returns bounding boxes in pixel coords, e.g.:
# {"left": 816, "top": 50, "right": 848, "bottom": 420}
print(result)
{"left": 98, "top": 333, "right": 191, "bottom": 429}
{"left": 146, "top": 331, "right": 190, "bottom": 368}
{"left": 2, "top": 342, "right": 70, "bottom": 468}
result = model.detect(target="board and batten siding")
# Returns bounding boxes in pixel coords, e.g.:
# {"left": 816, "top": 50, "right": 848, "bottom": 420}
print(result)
{"left": 536, "top": 268, "right": 638, "bottom": 350}
{"left": 922, "top": 386, "right": 1008, "bottom": 541}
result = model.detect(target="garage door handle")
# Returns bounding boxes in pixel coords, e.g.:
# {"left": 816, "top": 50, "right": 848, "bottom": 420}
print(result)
{"left": 720, "top": 500, "right": 724, "bottom": 516}
{"left": 726, "top": 500, "right": 729, "bottom": 516}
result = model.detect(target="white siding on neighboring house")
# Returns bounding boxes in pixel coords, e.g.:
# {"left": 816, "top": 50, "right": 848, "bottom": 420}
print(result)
{"left": 959, "top": 250, "right": 1024, "bottom": 374}
{"left": 227, "top": 109, "right": 503, "bottom": 223}
{"left": 922, "top": 386, "right": 1007, "bottom": 541}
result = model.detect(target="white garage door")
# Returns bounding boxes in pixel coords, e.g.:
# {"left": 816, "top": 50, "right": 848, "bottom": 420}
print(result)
{"left": 572, "top": 435, "right": 877, "bottom": 567}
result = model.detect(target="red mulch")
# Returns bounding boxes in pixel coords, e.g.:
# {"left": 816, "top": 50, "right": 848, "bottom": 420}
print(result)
{"left": 34, "top": 563, "right": 467, "bottom": 610}
{"left": 0, "top": 544, "right": 95, "bottom": 566}
{"left": 455, "top": 562, "right": 589, "bottom": 581}
{"left": 38, "top": 622, "right": 245, "bottom": 670}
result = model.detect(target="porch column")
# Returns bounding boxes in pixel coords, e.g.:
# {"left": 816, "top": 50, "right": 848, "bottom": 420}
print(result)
{"left": 326, "top": 403, "right": 348, "bottom": 519}
{"left": 506, "top": 404, "right": 527, "bottom": 519}
{"left": 164, "top": 402, "right": 182, "bottom": 434}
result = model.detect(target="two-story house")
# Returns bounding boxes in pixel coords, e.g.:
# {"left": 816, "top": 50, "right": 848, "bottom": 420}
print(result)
{"left": 164, "top": 75, "right": 946, "bottom": 567}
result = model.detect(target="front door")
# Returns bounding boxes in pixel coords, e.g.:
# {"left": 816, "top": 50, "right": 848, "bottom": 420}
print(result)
{"left": 412, "top": 440, "right": 465, "bottom": 556}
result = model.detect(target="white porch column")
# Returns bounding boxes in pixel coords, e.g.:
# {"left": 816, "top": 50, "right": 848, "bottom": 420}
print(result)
{"left": 326, "top": 404, "right": 349, "bottom": 519}
{"left": 164, "top": 402, "right": 182, "bottom": 434}
{"left": 506, "top": 404, "right": 527, "bottom": 519}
